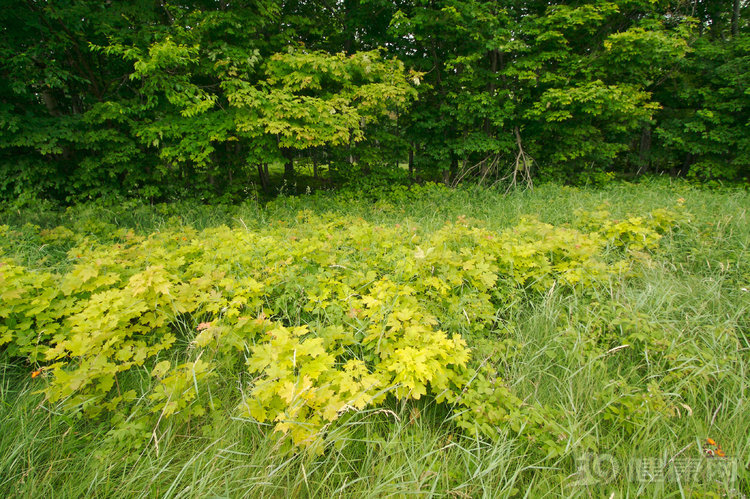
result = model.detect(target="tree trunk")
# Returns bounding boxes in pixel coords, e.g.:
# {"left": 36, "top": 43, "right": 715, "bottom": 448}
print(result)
{"left": 680, "top": 153, "right": 693, "bottom": 176}
{"left": 637, "top": 124, "right": 652, "bottom": 175}
{"left": 348, "top": 131, "right": 355, "bottom": 166}
{"left": 284, "top": 158, "right": 294, "bottom": 181}
{"left": 280, "top": 143, "right": 295, "bottom": 182}
{"left": 41, "top": 89, "right": 61, "bottom": 117}
{"left": 483, "top": 50, "right": 498, "bottom": 136}
{"left": 408, "top": 144, "right": 414, "bottom": 178}
{"left": 256, "top": 164, "right": 264, "bottom": 190}
{"left": 257, "top": 163, "right": 270, "bottom": 190}
{"left": 732, "top": 0, "right": 741, "bottom": 37}
{"left": 257, "top": 164, "right": 265, "bottom": 189}
{"left": 342, "top": 0, "right": 356, "bottom": 54}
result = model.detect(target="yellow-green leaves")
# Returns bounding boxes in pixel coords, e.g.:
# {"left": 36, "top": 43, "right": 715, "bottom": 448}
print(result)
{"left": 226, "top": 48, "right": 416, "bottom": 157}
{"left": 0, "top": 206, "right": 684, "bottom": 454}
{"left": 151, "top": 360, "right": 171, "bottom": 378}
{"left": 150, "top": 359, "right": 215, "bottom": 418}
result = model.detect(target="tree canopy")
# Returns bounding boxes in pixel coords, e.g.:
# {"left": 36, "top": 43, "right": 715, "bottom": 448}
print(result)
{"left": 1, "top": 0, "right": 747, "bottom": 202}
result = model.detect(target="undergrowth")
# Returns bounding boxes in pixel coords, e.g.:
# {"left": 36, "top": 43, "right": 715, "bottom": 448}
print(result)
{"left": 0, "top": 180, "right": 748, "bottom": 497}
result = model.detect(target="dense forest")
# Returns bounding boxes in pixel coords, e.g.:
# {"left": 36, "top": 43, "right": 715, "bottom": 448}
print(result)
{"left": 1, "top": 0, "right": 748, "bottom": 203}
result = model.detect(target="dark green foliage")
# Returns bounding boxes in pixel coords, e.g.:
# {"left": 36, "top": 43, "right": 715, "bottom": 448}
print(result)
{"left": 0, "top": 0, "right": 747, "bottom": 203}
{"left": 0, "top": 0, "right": 413, "bottom": 203}
{"left": 654, "top": 33, "right": 750, "bottom": 183}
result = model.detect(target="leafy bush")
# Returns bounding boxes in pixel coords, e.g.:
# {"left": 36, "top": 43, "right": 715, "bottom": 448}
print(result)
{"left": 0, "top": 204, "right": 687, "bottom": 456}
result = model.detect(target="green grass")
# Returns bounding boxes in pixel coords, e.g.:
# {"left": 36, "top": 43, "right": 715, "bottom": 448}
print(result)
{"left": 1, "top": 180, "right": 748, "bottom": 497}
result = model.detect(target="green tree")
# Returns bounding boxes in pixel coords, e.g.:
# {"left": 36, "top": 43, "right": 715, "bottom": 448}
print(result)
{"left": 389, "top": 0, "right": 693, "bottom": 185}
{"left": 652, "top": 1, "right": 749, "bottom": 182}
{"left": 0, "top": 0, "right": 414, "bottom": 202}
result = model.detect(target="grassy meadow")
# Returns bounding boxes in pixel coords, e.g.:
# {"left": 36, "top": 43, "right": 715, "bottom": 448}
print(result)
{"left": 0, "top": 180, "right": 748, "bottom": 497}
